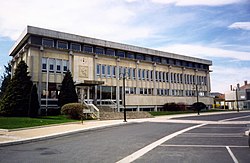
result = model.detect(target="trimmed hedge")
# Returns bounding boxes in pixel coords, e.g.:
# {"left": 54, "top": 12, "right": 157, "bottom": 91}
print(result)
{"left": 61, "top": 103, "right": 88, "bottom": 119}
{"left": 161, "top": 102, "right": 187, "bottom": 111}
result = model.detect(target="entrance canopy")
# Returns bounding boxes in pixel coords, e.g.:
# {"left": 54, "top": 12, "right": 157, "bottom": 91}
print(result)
{"left": 75, "top": 80, "right": 104, "bottom": 86}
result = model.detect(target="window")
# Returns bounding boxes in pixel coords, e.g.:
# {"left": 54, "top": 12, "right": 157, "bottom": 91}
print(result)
{"left": 132, "top": 68, "right": 136, "bottom": 79}
{"left": 176, "top": 74, "right": 179, "bottom": 83}
{"left": 180, "top": 74, "right": 183, "bottom": 83}
{"left": 140, "top": 88, "right": 144, "bottom": 94}
{"left": 163, "top": 72, "right": 165, "bottom": 82}
{"left": 144, "top": 88, "right": 148, "bottom": 95}
{"left": 95, "top": 47, "right": 104, "bottom": 54}
{"left": 148, "top": 88, "right": 152, "bottom": 95}
{"left": 138, "top": 69, "right": 141, "bottom": 80}
{"left": 159, "top": 71, "right": 162, "bottom": 82}
{"left": 166, "top": 72, "right": 169, "bottom": 82}
{"left": 169, "top": 59, "right": 174, "bottom": 65}
{"left": 162, "top": 58, "right": 168, "bottom": 64}
{"left": 42, "top": 58, "right": 47, "bottom": 72}
{"left": 56, "top": 59, "right": 61, "bottom": 73}
{"left": 155, "top": 71, "right": 158, "bottom": 81}
{"left": 106, "top": 49, "right": 115, "bottom": 56}
{"left": 176, "top": 60, "right": 181, "bottom": 66}
{"left": 151, "top": 70, "right": 153, "bottom": 81}
{"left": 153, "top": 56, "right": 161, "bottom": 63}
{"left": 71, "top": 43, "right": 81, "bottom": 51}
{"left": 142, "top": 69, "right": 145, "bottom": 80}
{"left": 57, "top": 41, "right": 68, "bottom": 49}
{"left": 116, "top": 51, "right": 125, "bottom": 58}
{"left": 96, "top": 64, "right": 101, "bottom": 76}
{"left": 146, "top": 70, "right": 149, "bottom": 80}
{"left": 128, "top": 68, "right": 131, "bottom": 79}
{"left": 42, "top": 38, "right": 54, "bottom": 47}
{"left": 102, "top": 65, "right": 106, "bottom": 77}
{"left": 49, "top": 59, "right": 55, "bottom": 72}
{"left": 136, "top": 54, "right": 144, "bottom": 60}
{"left": 83, "top": 45, "right": 93, "bottom": 53}
{"left": 130, "top": 87, "right": 136, "bottom": 94}
{"left": 126, "top": 52, "right": 135, "bottom": 59}
{"left": 145, "top": 55, "right": 152, "bottom": 62}
{"left": 62, "top": 60, "right": 68, "bottom": 72}
{"left": 107, "top": 65, "right": 111, "bottom": 77}
{"left": 112, "top": 66, "right": 116, "bottom": 77}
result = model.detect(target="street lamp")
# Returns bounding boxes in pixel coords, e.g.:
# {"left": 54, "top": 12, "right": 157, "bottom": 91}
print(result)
{"left": 119, "top": 72, "right": 129, "bottom": 122}
{"left": 232, "top": 84, "right": 239, "bottom": 112}
{"left": 193, "top": 82, "right": 203, "bottom": 115}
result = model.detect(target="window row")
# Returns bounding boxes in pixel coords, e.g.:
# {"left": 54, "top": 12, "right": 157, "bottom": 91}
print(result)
{"left": 96, "top": 64, "right": 207, "bottom": 85}
{"left": 42, "top": 58, "right": 69, "bottom": 73}
{"left": 40, "top": 37, "right": 209, "bottom": 70}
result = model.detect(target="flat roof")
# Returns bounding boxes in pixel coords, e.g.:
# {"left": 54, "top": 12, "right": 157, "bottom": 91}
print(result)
{"left": 9, "top": 26, "right": 212, "bottom": 65}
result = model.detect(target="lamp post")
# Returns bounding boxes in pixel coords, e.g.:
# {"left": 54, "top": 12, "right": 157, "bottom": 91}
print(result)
{"left": 119, "top": 72, "right": 128, "bottom": 122}
{"left": 233, "top": 85, "right": 239, "bottom": 112}
{"left": 193, "top": 82, "right": 202, "bottom": 115}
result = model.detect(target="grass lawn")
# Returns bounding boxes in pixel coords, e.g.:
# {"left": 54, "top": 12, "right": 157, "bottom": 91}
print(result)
{"left": 0, "top": 115, "right": 79, "bottom": 129}
{"left": 149, "top": 109, "right": 230, "bottom": 116}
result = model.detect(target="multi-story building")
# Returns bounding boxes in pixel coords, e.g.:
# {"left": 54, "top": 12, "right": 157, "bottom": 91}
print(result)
{"left": 225, "top": 81, "right": 250, "bottom": 110}
{"left": 9, "top": 26, "right": 213, "bottom": 112}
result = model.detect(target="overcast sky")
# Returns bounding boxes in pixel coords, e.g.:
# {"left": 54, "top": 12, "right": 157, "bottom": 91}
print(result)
{"left": 0, "top": 0, "right": 249, "bottom": 93}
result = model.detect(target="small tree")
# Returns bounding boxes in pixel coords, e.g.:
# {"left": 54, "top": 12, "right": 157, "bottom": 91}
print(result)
{"left": 0, "top": 61, "right": 33, "bottom": 116}
{"left": 28, "top": 84, "right": 40, "bottom": 117}
{"left": 192, "top": 102, "right": 206, "bottom": 115}
{"left": 58, "top": 70, "right": 78, "bottom": 108}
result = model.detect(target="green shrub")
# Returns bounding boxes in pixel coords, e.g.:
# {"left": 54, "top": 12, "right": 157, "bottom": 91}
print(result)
{"left": 162, "top": 102, "right": 187, "bottom": 111}
{"left": 61, "top": 103, "right": 87, "bottom": 119}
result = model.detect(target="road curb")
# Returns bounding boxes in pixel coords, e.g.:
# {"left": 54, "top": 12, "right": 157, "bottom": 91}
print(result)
{"left": 0, "top": 122, "right": 137, "bottom": 147}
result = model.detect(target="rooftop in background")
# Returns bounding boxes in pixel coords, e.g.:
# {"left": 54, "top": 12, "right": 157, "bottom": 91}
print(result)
{"left": 9, "top": 26, "right": 212, "bottom": 66}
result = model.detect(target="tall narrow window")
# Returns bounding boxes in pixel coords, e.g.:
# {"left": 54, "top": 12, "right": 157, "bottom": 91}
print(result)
{"left": 56, "top": 59, "right": 61, "bottom": 73}
{"left": 112, "top": 66, "right": 116, "bottom": 78}
{"left": 138, "top": 69, "right": 141, "bottom": 80}
{"left": 49, "top": 59, "right": 55, "bottom": 72}
{"left": 42, "top": 58, "right": 47, "bottom": 72}
{"left": 155, "top": 71, "right": 158, "bottom": 81}
{"left": 128, "top": 68, "right": 131, "bottom": 79}
{"left": 96, "top": 64, "right": 101, "bottom": 76}
{"left": 62, "top": 60, "right": 68, "bottom": 72}
{"left": 132, "top": 68, "right": 136, "bottom": 79}
{"left": 142, "top": 69, "right": 145, "bottom": 80}
{"left": 107, "top": 65, "right": 111, "bottom": 77}
{"left": 102, "top": 65, "right": 106, "bottom": 77}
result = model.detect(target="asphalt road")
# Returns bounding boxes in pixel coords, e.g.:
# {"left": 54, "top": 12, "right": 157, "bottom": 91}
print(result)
{"left": 0, "top": 112, "right": 249, "bottom": 163}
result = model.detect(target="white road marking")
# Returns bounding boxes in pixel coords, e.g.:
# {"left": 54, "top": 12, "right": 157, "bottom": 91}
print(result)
{"left": 160, "top": 144, "right": 249, "bottom": 148}
{"left": 116, "top": 124, "right": 205, "bottom": 163}
{"left": 226, "top": 146, "right": 239, "bottom": 163}
{"left": 219, "top": 115, "right": 250, "bottom": 122}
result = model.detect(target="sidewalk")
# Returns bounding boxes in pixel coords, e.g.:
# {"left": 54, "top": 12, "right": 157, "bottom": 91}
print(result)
{"left": 0, "top": 111, "right": 248, "bottom": 147}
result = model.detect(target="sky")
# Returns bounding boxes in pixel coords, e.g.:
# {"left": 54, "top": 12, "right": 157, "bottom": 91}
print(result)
{"left": 0, "top": 0, "right": 249, "bottom": 93}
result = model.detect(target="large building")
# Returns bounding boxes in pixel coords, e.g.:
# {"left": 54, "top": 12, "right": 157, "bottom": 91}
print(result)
{"left": 9, "top": 26, "right": 213, "bottom": 112}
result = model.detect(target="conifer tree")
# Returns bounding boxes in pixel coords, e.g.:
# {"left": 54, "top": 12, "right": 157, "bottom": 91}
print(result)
{"left": 0, "top": 62, "right": 11, "bottom": 99}
{"left": 0, "top": 61, "right": 33, "bottom": 116}
{"left": 58, "top": 70, "right": 78, "bottom": 108}
{"left": 28, "top": 84, "right": 40, "bottom": 117}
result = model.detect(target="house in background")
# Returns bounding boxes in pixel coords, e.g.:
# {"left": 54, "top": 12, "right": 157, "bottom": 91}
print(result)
{"left": 225, "top": 81, "right": 250, "bottom": 110}
{"left": 210, "top": 92, "right": 225, "bottom": 109}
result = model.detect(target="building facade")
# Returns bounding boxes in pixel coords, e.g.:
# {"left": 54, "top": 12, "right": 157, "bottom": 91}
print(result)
{"left": 9, "top": 26, "right": 213, "bottom": 112}
{"left": 225, "top": 81, "right": 250, "bottom": 110}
